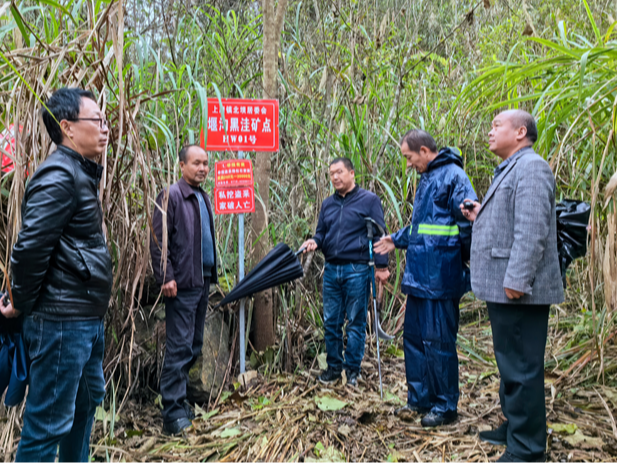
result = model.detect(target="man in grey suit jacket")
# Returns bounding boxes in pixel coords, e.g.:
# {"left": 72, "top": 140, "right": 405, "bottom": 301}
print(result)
{"left": 461, "top": 110, "right": 564, "bottom": 462}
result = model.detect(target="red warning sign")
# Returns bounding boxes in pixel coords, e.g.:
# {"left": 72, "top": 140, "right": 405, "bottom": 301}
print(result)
{"left": 200, "top": 98, "right": 279, "bottom": 152}
{"left": 214, "top": 159, "right": 253, "bottom": 188}
{"left": 214, "top": 186, "right": 255, "bottom": 215}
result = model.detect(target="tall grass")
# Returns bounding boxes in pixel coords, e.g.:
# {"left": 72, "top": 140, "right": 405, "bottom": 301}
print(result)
{"left": 0, "top": 0, "right": 615, "bottom": 406}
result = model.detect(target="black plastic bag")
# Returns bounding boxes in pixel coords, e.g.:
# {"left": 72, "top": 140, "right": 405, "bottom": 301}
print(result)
{"left": 0, "top": 292, "right": 28, "bottom": 406}
{"left": 556, "top": 200, "right": 591, "bottom": 288}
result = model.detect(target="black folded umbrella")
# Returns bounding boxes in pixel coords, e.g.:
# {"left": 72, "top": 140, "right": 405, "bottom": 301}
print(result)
{"left": 556, "top": 199, "right": 591, "bottom": 287}
{"left": 216, "top": 243, "right": 304, "bottom": 308}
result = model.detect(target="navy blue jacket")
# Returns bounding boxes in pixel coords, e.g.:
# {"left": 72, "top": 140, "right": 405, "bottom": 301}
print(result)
{"left": 391, "top": 148, "right": 477, "bottom": 299}
{"left": 313, "top": 186, "right": 389, "bottom": 268}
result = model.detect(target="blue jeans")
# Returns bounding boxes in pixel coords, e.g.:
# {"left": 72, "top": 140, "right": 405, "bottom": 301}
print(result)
{"left": 323, "top": 262, "right": 370, "bottom": 374}
{"left": 16, "top": 316, "right": 106, "bottom": 462}
{"left": 404, "top": 295, "right": 460, "bottom": 416}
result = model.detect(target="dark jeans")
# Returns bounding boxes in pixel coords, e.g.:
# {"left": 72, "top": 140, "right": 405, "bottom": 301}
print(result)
{"left": 322, "top": 262, "right": 370, "bottom": 374}
{"left": 16, "top": 316, "right": 105, "bottom": 463}
{"left": 161, "top": 279, "right": 210, "bottom": 423}
{"left": 404, "top": 295, "right": 460, "bottom": 416}
{"left": 487, "top": 302, "right": 550, "bottom": 462}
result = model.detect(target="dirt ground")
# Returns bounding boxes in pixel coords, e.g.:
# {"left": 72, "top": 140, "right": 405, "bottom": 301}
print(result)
{"left": 82, "top": 305, "right": 617, "bottom": 462}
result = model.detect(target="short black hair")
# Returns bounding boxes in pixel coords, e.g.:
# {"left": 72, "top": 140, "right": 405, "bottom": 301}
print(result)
{"left": 179, "top": 144, "right": 206, "bottom": 163}
{"left": 329, "top": 157, "right": 354, "bottom": 171}
{"left": 400, "top": 129, "right": 438, "bottom": 153}
{"left": 509, "top": 110, "right": 538, "bottom": 144}
{"left": 42, "top": 88, "right": 96, "bottom": 144}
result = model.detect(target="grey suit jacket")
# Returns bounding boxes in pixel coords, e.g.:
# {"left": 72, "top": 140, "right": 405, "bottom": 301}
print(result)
{"left": 470, "top": 147, "right": 564, "bottom": 305}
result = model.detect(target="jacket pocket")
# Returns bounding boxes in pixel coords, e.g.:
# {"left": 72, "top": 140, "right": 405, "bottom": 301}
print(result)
{"left": 23, "top": 316, "right": 43, "bottom": 361}
{"left": 358, "top": 235, "right": 368, "bottom": 254}
{"left": 491, "top": 247, "right": 511, "bottom": 259}
{"left": 75, "top": 238, "right": 113, "bottom": 290}
{"left": 54, "top": 237, "right": 91, "bottom": 282}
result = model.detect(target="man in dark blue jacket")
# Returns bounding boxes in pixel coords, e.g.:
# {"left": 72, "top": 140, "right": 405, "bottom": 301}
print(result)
{"left": 375, "top": 130, "right": 476, "bottom": 427}
{"left": 302, "top": 157, "right": 389, "bottom": 387}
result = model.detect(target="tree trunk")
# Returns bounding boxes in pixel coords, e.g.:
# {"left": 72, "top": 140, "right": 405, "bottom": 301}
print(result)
{"left": 252, "top": 0, "right": 288, "bottom": 351}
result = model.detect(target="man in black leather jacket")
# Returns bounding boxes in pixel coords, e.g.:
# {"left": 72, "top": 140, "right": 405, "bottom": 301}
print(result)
{"left": 1, "top": 87, "right": 112, "bottom": 462}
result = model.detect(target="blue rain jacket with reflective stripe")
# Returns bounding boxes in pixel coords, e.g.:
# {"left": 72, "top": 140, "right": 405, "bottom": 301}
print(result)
{"left": 391, "top": 148, "right": 477, "bottom": 299}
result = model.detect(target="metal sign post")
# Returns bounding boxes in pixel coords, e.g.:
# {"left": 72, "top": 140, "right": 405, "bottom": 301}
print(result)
{"left": 204, "top": 97, "right": 279, "bottom": 376}
{"left": 238, "top": 151, "right": 246, "bottom": 373}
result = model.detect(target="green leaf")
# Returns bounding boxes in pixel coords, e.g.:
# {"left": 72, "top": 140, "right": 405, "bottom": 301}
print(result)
{"left": 195, "top": 404, "right": 219, "bottom": 420}
{"left": 578, "top": 51, "right": 590, "bottom": 103}
{"left": 387, "top": 451, "right": 405, "bottom": 462}
{"left": 307, "top": 444, "right": 345, "bottom": 463}
{"left": 315, "top": 396, "right": 347, "bottom": 411}
{"left": 385, "top": 344, "right": 404, "bottom": 358}
{"left": 582, "top": 0, "right": 601, "bottom": 44}
{"left": 37, "top": 0, "right": 76, "bottom": 24}
{"left": 220, "top": 427, "right": 242, "bottom": 438}
{"left": 10, "top": 5, "right": 30, "bottom": 48}
{"left": 562, "top": 430, "right": 603, "bottom": 449}
{"left": 317, "top": 352, "right": 328, "bottom": 370}
{"left": 549, "top": 422, "right": 578, "bottom": 434}
{"left": 384, "top": 391, "right": 405, "bottom": 405}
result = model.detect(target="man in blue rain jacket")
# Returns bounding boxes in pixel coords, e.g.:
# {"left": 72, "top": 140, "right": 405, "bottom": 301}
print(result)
{"left": 375, "top": 129, "right": 476, "bottom": 428}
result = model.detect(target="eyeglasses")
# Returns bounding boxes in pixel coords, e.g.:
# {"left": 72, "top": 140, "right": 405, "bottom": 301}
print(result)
{"left": 67, "top": 118, "right": 109, "bottom": 129}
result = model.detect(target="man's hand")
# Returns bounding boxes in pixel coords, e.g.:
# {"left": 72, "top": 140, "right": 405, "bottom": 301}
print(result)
{"left": 162, "top": 280, "right": 177, "bottom": 298}
{"left": 301, "top": 239, "right": 318, "bottom": 253}
{"left": 0, "top": 295, "right": 21, "bottom": 318}
{"left": 375, "top": 268, "right": 390, "bottom": 283}
{"left": 460, "top": 199, "right": 481, "bottom": 222}
{"left": 374, "top": 235, "right": 395, "bottom": 255}
{"left": 505, "top": 287, "right": 524, "bottom": 300}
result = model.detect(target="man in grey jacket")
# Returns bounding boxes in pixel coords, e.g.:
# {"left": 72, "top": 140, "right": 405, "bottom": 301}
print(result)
{"left": 462, "top": 110, "right": 564, "bottom": 462}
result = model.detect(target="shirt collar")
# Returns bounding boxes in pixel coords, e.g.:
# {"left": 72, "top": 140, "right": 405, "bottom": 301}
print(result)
{"left": 57, "top": 144, "right": 103, "bottom": 180}
{"left": 494, "top": 146, "right": 532, "bottom": 178}
{"left": 335, "top": 184, "right": 358, "bottom": 199}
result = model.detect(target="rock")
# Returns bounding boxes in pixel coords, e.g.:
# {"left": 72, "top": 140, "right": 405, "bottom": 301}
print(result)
{"left": 188, "top": 310, "right": 230, "bottom": 402}
{"left": 134, "top": 305, "right": 165, "bottom": 353}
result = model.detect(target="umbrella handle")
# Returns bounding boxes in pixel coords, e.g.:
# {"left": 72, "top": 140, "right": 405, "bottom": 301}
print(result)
{"left": 294, "top": 247, "right": 306, "bottom": 257}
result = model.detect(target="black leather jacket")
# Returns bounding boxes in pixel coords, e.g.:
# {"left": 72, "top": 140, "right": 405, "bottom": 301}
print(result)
{"left": 11, "top": 145, "right": 113, "bottom": 317}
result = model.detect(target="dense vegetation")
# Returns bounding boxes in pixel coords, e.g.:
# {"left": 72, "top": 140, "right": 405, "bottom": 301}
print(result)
{"left": 0, "top": 0, "right": 615, "bottom": 412}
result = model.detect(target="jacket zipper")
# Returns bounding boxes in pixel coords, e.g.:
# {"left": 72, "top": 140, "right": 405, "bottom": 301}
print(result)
{"left": 197, "top": 192, "right": 204, "bottom": 281}
{"left": 333, "top": 197, "right": 345, "bottom": 258}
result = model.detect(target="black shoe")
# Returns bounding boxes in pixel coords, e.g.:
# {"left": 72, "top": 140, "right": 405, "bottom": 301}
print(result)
{"left": 420, "top": 411, "right": 458, "bottom": 428}
{"left": 318, "top": 368, "right": 341, "bottom": 384}
{"left": 345, "top": 370, "right": 361, "bottom": 387}
{"left": 163, "top": 417, "right": 192, "bottom": 436}
{"left": 479, "top": 421, "right": 508, "bottom": 446}
{"left": 183, "top": 402, "right": 195, "bottom": 420}
{"left": 394, "top": 404, "right": 430, "bottom": 421}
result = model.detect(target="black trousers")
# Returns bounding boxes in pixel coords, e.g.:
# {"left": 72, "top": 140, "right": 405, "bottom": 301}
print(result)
{"left": 487, "top": 302, "right": 550, "bottom": 462}
{"left": 160, "top": 279, "right": 210, "bottom": 423}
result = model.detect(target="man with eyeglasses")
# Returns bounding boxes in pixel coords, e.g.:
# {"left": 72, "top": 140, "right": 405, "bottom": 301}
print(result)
{"left": 1, "top": 88, "right": 112, "bottom": 462}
